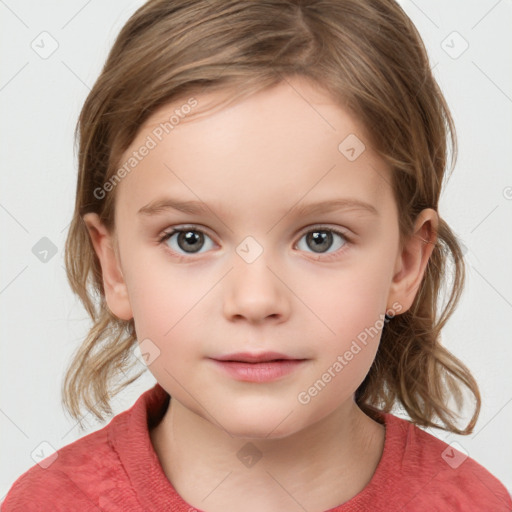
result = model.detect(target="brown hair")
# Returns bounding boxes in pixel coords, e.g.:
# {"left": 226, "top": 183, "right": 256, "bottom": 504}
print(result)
{"left": 63, "top": 0, "right": 480, "bottom": 434}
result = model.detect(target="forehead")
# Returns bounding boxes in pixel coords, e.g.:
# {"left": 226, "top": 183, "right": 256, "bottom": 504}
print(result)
{"left": 114, "top": 78, "right": 394, "bottom": 220}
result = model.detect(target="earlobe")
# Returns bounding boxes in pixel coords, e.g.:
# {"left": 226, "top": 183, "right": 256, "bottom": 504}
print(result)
{"left": 387, "top": 208, "right": 438, "bottom": 314}
{"left": 82, "top": 213, "right": 133, "bottom": 321}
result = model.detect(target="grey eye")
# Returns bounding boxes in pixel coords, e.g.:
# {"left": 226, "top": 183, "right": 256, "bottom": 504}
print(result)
{"left": 165, "top": 229, "right": 215, "bottom": 254}
{"left": 296, "top": 229, "right": 346, "bottom": 254}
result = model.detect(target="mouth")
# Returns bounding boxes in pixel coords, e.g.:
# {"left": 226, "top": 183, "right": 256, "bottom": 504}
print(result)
{"left": 209, "top": 352, "right": 308, "bottom": 382}
{"left": 211, "top": 351, "right": 305, "bottom": 364}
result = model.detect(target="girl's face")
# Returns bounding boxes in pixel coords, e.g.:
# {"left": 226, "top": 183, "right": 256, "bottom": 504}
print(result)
{"left": 93, "top": 77, "right": 429, "bottom": 438}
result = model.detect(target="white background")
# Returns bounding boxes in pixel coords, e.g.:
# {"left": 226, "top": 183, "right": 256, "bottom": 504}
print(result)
{"left": 1, "top": 0, "right": 511, "bottom": 501}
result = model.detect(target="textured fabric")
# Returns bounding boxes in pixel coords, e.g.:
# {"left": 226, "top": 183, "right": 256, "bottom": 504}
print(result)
{"left": 2, "top": 383, "right": 511, "bottom": 511}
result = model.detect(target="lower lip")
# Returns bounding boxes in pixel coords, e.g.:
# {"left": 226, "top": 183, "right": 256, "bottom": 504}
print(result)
{"left": 210, "top": 359, "right": 306, "bottom": 382}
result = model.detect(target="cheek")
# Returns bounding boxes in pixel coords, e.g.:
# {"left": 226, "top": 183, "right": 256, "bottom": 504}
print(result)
{"left": 303, "top": 259, "right": 393, "bottom": 343}
{"left": 120, "top": 245, "right": 203, "bottom": 341}
{"left": 125, "top": 263, "right": 208, "bottom": 386}
{"left": 121, "top": 249, "right": 230, "bottom": 379}
{"left": 296, "top": 252, "right": 394, "bottom": 394}
{"left": 293, "top": 273, "right": 387, "bottom": 414}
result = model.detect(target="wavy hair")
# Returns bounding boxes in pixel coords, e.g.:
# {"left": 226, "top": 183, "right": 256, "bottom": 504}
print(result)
{"left": 63, "top": 0, "right": 480, "bottom": 434}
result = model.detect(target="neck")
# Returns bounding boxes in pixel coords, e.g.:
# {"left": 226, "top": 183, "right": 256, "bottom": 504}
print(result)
{"left": 150, "top": 396, "right": 385, "bottom": 512}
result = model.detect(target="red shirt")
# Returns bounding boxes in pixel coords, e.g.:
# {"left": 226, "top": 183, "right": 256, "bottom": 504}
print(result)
{"left": 3, "top": 383, "right": 511, "bottom": 511}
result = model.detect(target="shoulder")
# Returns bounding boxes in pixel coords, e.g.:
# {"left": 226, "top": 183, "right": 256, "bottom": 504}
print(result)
{"left": 1, "top": 467, "right": 102, "bottom": 511}
{"left": 1, "top": 415, "right": 131, "bottom": 511}
{"left": 2, "top": 384, "right": 168, "bottom": 511}
{"left": 381, "top": 413, "right": 512, "bottom": 511}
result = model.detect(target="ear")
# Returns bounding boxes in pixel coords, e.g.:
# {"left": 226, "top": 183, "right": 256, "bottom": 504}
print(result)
{"left": 386, "top": 208, "right": 438, "bottom": 314}
{"left": 82, "top": 213, "right": 133, "bottom": 321}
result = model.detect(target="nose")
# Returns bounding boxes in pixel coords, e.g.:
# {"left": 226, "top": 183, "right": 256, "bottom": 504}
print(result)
{"left": 222, "top": 252, "right": 291, "bottom": 325}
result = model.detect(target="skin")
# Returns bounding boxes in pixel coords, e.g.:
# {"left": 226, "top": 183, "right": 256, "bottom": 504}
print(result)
{"left": 84, "top": 76, "right": 437, "bottom": 511}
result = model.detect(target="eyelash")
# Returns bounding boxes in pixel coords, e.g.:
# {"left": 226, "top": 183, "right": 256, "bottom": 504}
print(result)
{"left": 157, "top": 225, "right": 352, "bottom": 261}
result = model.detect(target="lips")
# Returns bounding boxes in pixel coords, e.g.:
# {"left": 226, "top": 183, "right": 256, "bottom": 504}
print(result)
{"left": 212, "top": 351, "right": 302, "bottom": 363}
{"left": 209, "top": 352, "right": 308, "bottom": 382}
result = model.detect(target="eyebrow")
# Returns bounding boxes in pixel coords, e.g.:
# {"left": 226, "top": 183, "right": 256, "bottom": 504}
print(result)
{"left": 137, "top": 197, "right": 379, "bottom": 218}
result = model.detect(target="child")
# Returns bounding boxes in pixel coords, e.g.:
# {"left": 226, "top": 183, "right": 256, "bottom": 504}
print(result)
{"left": 3, "top": 0, "right": 511, "bottom": 510}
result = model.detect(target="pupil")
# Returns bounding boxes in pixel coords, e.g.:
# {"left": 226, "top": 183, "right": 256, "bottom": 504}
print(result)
{"left": 178, "top": 231, "right": 203, "bottom": 252}
{"left": 307, "top": 231, "right": 332, "bottom": 253}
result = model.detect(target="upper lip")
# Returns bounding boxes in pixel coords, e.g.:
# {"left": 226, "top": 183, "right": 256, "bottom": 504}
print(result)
{"left": 212, "top": 351, "right": 303, "bottom": 363}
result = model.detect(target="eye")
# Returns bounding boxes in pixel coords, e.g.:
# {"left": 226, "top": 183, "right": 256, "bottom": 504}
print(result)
{"left": 159, "top": 227, "right": 215, "bottom": 255}
{"left": 158, "top": 225, "right": 351, "bottom": 259}
{"left": 295, "top": 227, "right": 349, "bottom": 256}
